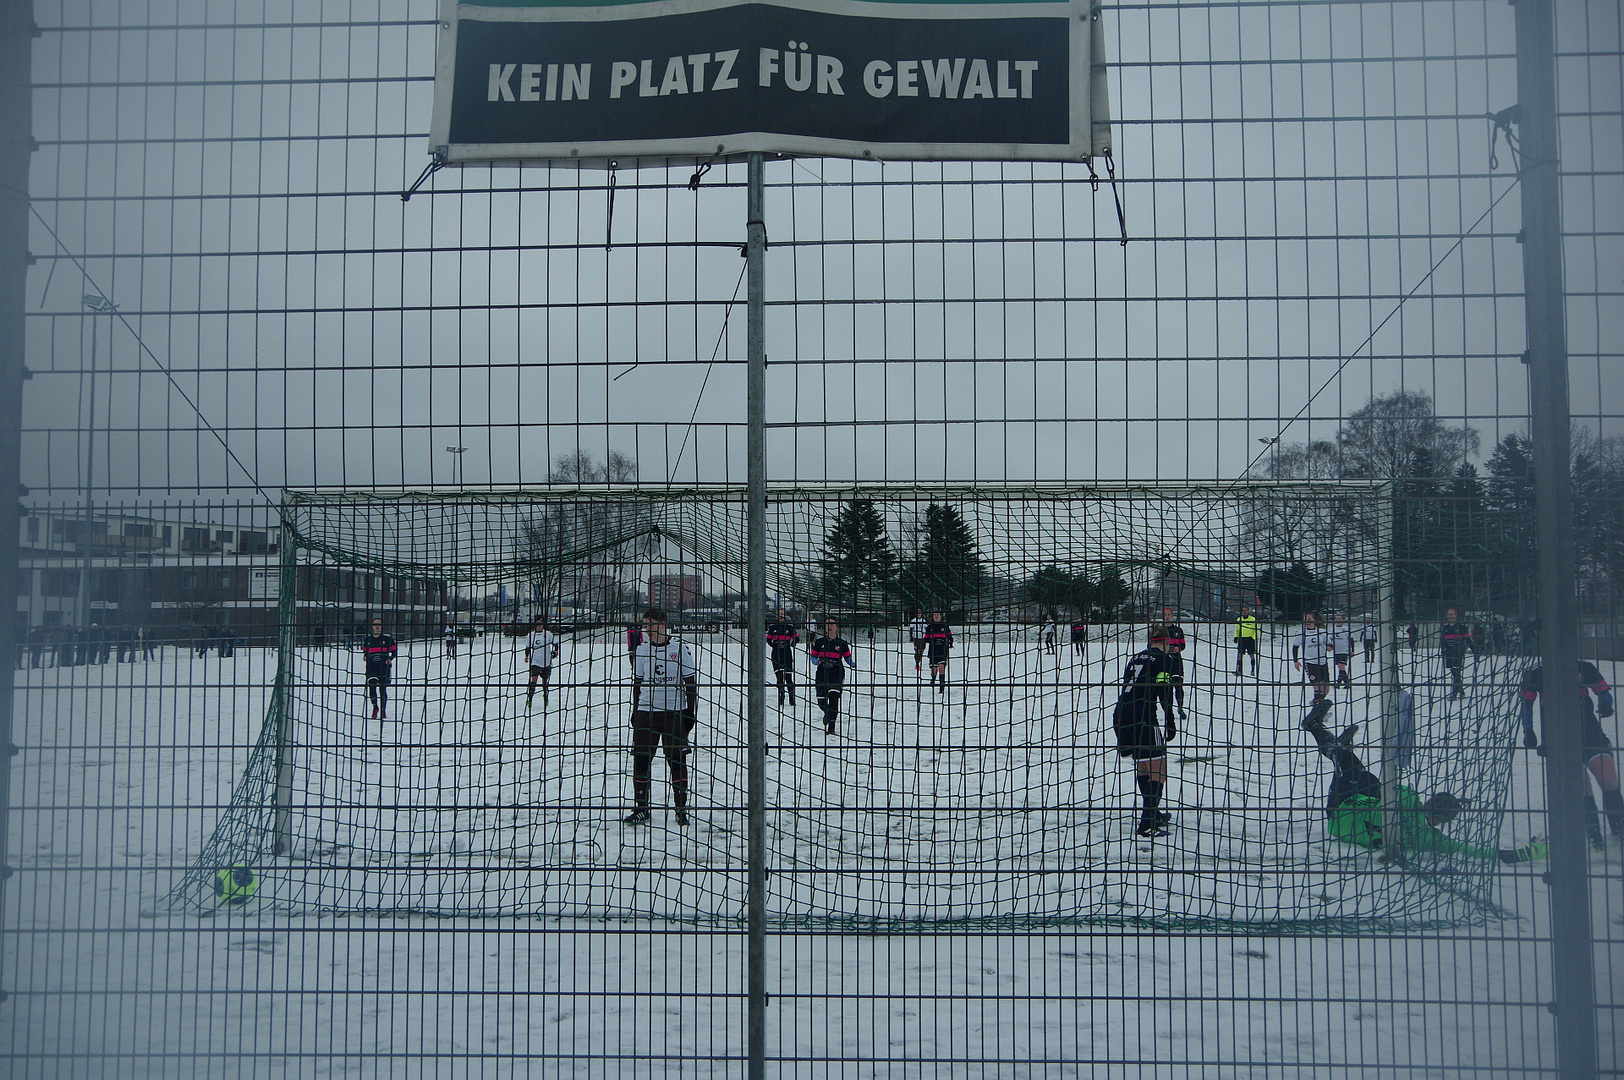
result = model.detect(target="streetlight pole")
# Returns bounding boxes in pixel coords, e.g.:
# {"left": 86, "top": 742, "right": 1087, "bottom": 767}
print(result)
{"left": 444, "top": 445, "right": 467, "bottom": 487}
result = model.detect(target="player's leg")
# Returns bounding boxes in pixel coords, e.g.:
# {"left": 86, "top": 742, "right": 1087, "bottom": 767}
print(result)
{"left": 366, "top": 675, "right": 380, "bottom": 718}
{"left": 625, "top": 712, "right": 658, "bottom": 823}
{"left": 376, "top": 674, "right": 389, "bottom": 719}
{"left": 662, "top": 715, "right": 692, "bottom": 825}
{"left": 818, "top": 683, "right": 840, "bottom": 734}
{"left": 1134, "top": 752, "right": 1170, "bottom": 835}
{"left": 1586, "top": 751, "right": 1623, "bottom": 842}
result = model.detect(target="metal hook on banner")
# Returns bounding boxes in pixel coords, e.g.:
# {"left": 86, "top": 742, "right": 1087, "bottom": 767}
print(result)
{"left": 1488, "top": 105, "right": 1520, "bottom": 171}
{"left": 606, "top": 161, "right": 619, "bottom": 251}
{"left": 1085, "top": 158, "right": 1101, "bottom": 194}
{"left": 689, "top": 146, "right": 724, "bottom": 191}
{"left": 1103, "top": 151, "right": 1127, "bottom": 246}
{"left": 401, "top": 159, "right": 445, "bottom": 203}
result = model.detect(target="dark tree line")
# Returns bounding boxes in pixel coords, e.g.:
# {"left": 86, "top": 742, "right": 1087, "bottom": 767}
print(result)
{"left": 1253, "top": 391, "right": 1624, "bottom": 617}
{"left": 814, "top": 500, "right": 988, "bottom": 617}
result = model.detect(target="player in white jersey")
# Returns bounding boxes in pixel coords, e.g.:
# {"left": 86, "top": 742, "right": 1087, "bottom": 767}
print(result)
{"left": 1330, "top": 612, "right": 1355, "bottom": 689}
{"left": 521, "top": 618, "right": 561, "bottom": 711}
{"left": 908, "top": 612, "right": 928, "bottom": 672}
{"left": 626, "top": 607, "right": 699, "bottom": 826}
{"left": 1291, "top": 612, "right": 1334, "bottom": 704}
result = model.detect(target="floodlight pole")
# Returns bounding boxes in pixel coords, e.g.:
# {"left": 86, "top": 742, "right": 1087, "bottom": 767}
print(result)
{"left": 744, "top": 151, "right": 769, "bottom": 1080}
{"left": 1513, "top": 1, "right": 1596, "bottom": 1076}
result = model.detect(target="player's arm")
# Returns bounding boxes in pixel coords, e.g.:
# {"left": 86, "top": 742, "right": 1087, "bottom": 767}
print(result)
{"left": 1156, "top": 671, "right": 1177, "bottom": 734}
{"left": 1583, "top": 666, "right": 1615, "bottom": 716}
{"left": 679, "top": 644, "right": 699, "bottom": 720}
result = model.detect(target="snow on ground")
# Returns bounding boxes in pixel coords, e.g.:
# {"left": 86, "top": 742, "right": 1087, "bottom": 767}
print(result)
{"left": 3, "top": 625, "right": 1620, "bottom": 1077}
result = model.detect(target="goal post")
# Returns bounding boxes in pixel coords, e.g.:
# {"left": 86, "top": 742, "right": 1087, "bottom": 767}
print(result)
{"left": 168, "top": 482, "right": 1530, "bottom": 931}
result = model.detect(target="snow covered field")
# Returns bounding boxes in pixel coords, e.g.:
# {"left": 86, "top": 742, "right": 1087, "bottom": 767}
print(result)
{"left": 3, "top": 625, "right": 1620, "bottom": 1077}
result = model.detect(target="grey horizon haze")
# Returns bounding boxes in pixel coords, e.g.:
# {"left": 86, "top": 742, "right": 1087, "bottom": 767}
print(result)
{"left": 17, "top": 0, "right": 1620, "bottom": 507}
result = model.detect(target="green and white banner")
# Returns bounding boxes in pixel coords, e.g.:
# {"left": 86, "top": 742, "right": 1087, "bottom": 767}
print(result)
{"left": 430, "top": 0, "right": 1111, "bottom": 165}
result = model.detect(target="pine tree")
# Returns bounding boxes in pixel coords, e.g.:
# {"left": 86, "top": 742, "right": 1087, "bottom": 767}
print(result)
{"left": 818, "top": 499, "right": 897, "bottom": 608}
{"left": 899, "top": 503, "right": 986, "bottom": 614}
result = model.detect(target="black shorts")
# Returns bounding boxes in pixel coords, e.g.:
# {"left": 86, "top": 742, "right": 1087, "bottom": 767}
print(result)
{"left": 1112, "top": 700, "right": 1166, "bottom": 761}
{"left": 529, "top": 664, "right": 552, "bottom": 678}
{"left": 364, "top": 664, "right": 391, "bottom": 686}
{"left": 1334, "top": 653, "right": 1351, "bottom": 666}
{"left": 927, "top": 646, "right": 950, "bottom": 665}
{"left": 1236, "top": 638, "right": 1258, "bottom": 655}
{"left": 815, "top": 674, "right": 844, "bottom": 700}
{"left": 770, "top": 647, "right": 796, "bottom": 673}
{"left": 630, "top": 709, "right": 693, "bottom": 756}
{"left": 912, "top": 639, "right": 926, "bottom": 653}
{"left": 1304, "top": 663, "right": 1329, "bottom": 685}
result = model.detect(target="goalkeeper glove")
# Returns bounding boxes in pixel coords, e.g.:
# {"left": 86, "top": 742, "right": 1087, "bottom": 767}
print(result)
{"left": 1597, "top": 690, "right": 1615, "bottom": 718}
{"left": 1498, "top": 840, "right": 1549, "bottom": 864}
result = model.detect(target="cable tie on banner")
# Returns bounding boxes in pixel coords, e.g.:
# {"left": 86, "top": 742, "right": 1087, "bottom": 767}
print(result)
{"left": 401, "top": 159, "right": 445, "bottom": 202}
{"left": 1103, "top": 151, "right": 1128, "bottom": 246}
{"left": 606, "top": 162, "right": 619, "bottom": 252}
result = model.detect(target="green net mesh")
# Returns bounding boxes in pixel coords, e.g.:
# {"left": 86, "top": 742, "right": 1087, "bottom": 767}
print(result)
{"left": 167, "top": 485, "right": 1531, "bottom": 930}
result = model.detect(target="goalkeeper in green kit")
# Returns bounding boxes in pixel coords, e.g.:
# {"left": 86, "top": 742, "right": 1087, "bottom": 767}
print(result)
{"left": 1300, "top": 700, "right": 1548, "bottom": 863}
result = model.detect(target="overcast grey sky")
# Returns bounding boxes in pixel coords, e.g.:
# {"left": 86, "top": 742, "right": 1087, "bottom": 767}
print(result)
{"left": 17, "top": 0, "right": 1623, "bottom": 504}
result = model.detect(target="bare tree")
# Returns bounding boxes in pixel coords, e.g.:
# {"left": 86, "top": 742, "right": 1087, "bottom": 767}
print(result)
{"left": 516, "top": 451, "right": 648, "bottom": 619}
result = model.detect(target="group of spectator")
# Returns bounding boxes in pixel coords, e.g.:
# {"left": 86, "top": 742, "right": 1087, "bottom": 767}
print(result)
{"left": 14, "top": 623, "right": 249, "bottom": 668}
{"left": 16, "top": 624, "right": 160, "bottom": 668}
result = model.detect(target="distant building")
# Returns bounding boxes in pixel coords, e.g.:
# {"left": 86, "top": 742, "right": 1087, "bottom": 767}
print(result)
{"left": 648, "top": 574, "right": 703, "bottom": 612}
{"left": 16, "top": 509, "right": 445, "bottom": 645}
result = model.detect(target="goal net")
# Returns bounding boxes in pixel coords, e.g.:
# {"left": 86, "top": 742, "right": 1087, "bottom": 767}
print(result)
{"left": 167, "top": 485, "right": 1529, "bottom": 930}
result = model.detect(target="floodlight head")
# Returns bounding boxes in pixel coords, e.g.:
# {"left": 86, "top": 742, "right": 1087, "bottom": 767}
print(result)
{"left": 82, "top": 294, "right": 115, "bottom": 312}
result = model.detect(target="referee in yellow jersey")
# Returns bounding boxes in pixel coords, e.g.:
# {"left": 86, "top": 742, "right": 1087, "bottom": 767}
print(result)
{"left": 1233, "top": 605, "right": 1260, "bottom": 676}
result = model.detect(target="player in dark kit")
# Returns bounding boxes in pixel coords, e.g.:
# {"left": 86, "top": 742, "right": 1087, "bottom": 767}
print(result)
{"left": 1159, "top": 609, "right": 1189, "bottom": 720}
{"left": 924, "top": 611, "right": 953, "bottom": 694}
{"left": 1439, "top": 609, "right": 1474, "bottom": 699}
{"left": 1112, "top": 627, "right": 1180, "bottom": 837}
{"left": 809, "top": 619, "right": 857, "bottom": 735}
{"left": 1300, "top": 699, "right": 1547, "bottom": 863}
{"left": 361, "top": 618, "right": 398, "bottom": 719}
{"left": 1520, "top": 661, "right": 1624, "bottom": 850}
{"left": 1070, "top": 618, "right": 1088, "bottom": 659}
{"left": 766, "top": 608, "right": 802, "bottom": 706}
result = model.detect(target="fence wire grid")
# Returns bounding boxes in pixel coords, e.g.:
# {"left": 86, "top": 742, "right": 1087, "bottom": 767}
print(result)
{"left": 3, "top": 0, "right": 1622, "bottom": 1077}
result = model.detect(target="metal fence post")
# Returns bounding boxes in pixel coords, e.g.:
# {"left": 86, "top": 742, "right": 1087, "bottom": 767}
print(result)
{"left": 272, "top": 509, "right": 297, "bottom": 855}
{"left": 1513, "top": 0, "right": 1598, "bottom": 1075}
{"left": 745, "top": 151, "right": 769, "bottom": 1080}
{"left": 0, "top": 0, "right": 33, "bottom": 1005}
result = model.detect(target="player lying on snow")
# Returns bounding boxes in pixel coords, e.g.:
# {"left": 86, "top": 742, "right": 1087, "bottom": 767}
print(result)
{"left": 1300, "top": 699, "right": 1548, "bottom": 864}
